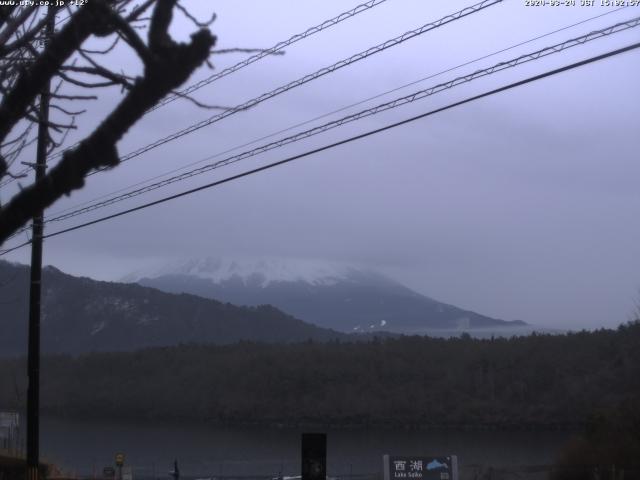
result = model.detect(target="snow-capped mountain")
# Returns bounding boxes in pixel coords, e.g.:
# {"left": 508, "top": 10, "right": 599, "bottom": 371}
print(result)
{"left": 128, "top": 257, "right": 527, "bottom": 334}
{"left": 124, "top": 257, "right": 355, "bottom": 288}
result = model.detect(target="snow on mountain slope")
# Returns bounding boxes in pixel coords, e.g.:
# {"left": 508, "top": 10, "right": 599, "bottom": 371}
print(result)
{"left": 124, "top": 257, "right": 363, "bottom": 287}
{"left": 128, "top": 257, "right": 528, "bottom": 334}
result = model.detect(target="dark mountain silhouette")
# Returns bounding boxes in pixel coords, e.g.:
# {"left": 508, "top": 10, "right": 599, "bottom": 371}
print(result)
{"left": 0, "top": 260, "right": 347, "bottom": 356}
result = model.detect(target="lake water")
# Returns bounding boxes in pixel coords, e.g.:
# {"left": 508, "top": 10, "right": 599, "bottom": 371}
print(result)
{"left": 36, "top": 416, "right": 574, "bottom": 479}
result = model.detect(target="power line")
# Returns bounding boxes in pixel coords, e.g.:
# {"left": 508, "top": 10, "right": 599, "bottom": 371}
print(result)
{"left": 39, "top": 43, "right": 640, "bottom": 239}
{"left": 151, "top": 0, "right": 392, "bottom": 111}
{"left": 3, "top": 0, "right": 504, "bottom": 242}
{"left": 5, "top": 9, "right": 637, "bottom": 244}
{"left": 2, "top": 0, "right": 501, "bottom": 189}
{"left": 2, "top": 40, "right": 637, "bottom": 256}
{"left": 85, "top": 0, "right": 502, "bottom": 175}
{"left": 0, "top": 0, "right": 391, "bottom": 186}
{"left": 7, "top": 0, "right": 501, "bottom": 187}
{"left": 49, "top": 0, "right": 393, "bottom": 160}
{"left": 34, "top": 16, "right": 640, "bottom": 227}
{"left": 1, "top": 239, "right": 31, "bottom": 256}
{"left": 41, "top": 6, "right": 629, "bottom": 222}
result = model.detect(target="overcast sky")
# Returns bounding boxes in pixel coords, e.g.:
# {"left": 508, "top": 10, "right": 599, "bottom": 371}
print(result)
{"left": 2, "top": 0, "right": 639, "bottom": 330}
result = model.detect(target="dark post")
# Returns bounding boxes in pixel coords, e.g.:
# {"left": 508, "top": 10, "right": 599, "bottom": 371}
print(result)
{"left": 301, "top": 433, "right": 326, "bottom": 480}
{"left": 170, "top": 459, "right": 180, "bottom": 480}
{"left": 26, "top": 8, "right": 54, "bottom": 480}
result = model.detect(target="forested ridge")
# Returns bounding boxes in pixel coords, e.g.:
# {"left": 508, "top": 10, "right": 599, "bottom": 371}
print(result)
{"left": 0, "top": 260, "right": 350, "bottom": 355}
{"left": 1, "top": 323, "right": 638, "bottom": 429}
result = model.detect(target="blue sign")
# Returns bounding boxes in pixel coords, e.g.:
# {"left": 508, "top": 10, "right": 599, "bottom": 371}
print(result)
{"left": 383, "top": 455, "right": 458, "bottom": 480}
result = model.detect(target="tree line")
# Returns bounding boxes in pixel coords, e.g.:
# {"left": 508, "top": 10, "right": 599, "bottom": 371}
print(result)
{"left": 1, "top": 322, "right": 638, "bottom": 430}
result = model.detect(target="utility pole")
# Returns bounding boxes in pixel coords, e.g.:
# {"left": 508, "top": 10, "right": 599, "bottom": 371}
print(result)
{"left": 26, "top": 8, "right": 54, "bottom": 480}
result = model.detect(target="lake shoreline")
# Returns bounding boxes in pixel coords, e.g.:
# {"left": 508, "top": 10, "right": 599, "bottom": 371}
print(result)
{"left": 36, "top": 416, "right": 574, "bottom": 477}
{"left": 38, "top": 410, "right": 584, "bottom": 433}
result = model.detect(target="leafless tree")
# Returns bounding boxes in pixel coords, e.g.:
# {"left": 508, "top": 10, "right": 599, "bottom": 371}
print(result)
{"left": 0, "top": 0, "right": 218, "bottom": 244}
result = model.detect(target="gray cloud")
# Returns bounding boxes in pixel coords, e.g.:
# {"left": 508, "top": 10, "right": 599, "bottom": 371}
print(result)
{"left": 2, "top": 0, "right": 639, "bottom": 329}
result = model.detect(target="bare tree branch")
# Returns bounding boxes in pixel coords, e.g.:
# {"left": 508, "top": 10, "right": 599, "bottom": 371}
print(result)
{"left": 169, "top": 89, "right": 230, "bottom": 110}
{"left": 80, "top": 35, "right": 120, "bottom": 55}
{"left": 0, "top": 1, "right": 113, "bottom": 143}
{"left": 176, "top": 2, "right": 216, "bottom": 28}
{"left": 0, "top": 5, "right": 36, "bottom": 48}
{"left": 113, "top": 18, "right": 154, "bottom": 65}
{"left": 24, "top": 112, "right": 76, "bottom": 133}
{"left": 0, "top": 0, "right": 216, "bottom": 242}
{"left": 50, "top": 92, "right": 98, "bottom": 100}
{"left": 125, "top": 0, "right": 157, "bottom": 22}
{"left": 49, "top": 104, "right": 86, "bottom": 116}
{"left": 0, "top": 6, "right": 18, "bottom": 30}
{"left": 149, "top": 0, "right": 175, "bottom": 51}
{"left": 0, "top": 8, "right": 56, "bottom": 56}
{"left": 56, "top": 70, "right": 124, "bottom": 89}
